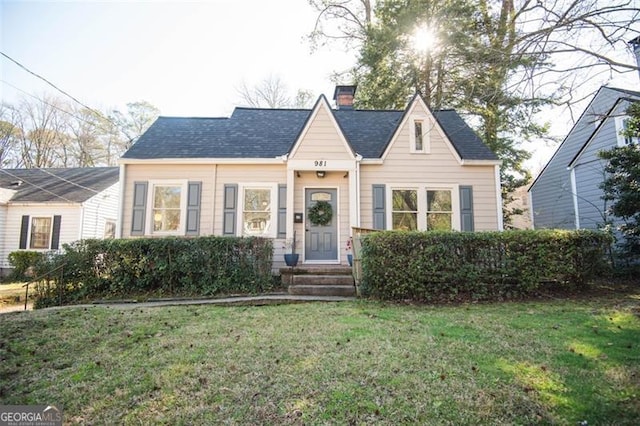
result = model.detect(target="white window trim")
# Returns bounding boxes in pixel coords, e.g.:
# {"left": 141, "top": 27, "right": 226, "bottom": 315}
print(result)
{"left": 146, "top": 180, "right": 188, "bottom": 236}
{"left": 409, "top": 115, "right": 431, "bottom": 154}
{"left": 237, "top": 183, "right": 278, "bottom": 238}
{"left": 28, "top": 215, "right": 53, "bottom": 250}
{"left": 615, "top": 116, "right": 639, "bottom": 147}
{"left": 386, "top": 184, "right": 460, "bottom": 231}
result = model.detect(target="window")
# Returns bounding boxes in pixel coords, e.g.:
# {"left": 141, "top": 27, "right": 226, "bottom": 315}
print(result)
{"left": 426, "top": 190, "right": 452, "bottom": 231}
{"left": 392, "top": 189, "right": 418, "bottom": 230}
{"left": 242, "top": 186, "right": 273, "bottom": 236}
{"left": 152, "top": 185, "right": 182, "bottom": 232}
{"left": 414, "top": 121, "right": 423, "bottom": 151}
{"left": 615, "top": 116, "right": 639, "bottom": 146}
{"left": 410, "top": 117, "right": 430, "bottom": 153}
{"left": 30, "top": 217, "right": 51, "bottom": 249}
{"left": 104, "top": 220, "right": 116, "bottom": 239}
{"left": 388, "top": 184, "right": 460, "bottom": 231}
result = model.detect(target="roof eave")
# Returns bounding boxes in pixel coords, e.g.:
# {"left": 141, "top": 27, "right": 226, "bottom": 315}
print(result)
{"left": 119, "top": 157, "right": 287, "bottom": 165}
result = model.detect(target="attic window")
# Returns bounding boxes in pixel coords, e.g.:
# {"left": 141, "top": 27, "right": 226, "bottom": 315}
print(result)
{"left": 415, "top": 122, "right": 424, "bottom": 151}
{"left": 410, "top": 117, "right": 430, "bottom": 153}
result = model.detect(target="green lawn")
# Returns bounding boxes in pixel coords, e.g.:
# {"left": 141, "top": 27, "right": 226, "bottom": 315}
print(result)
{"left": 1, "top": 292, "right": 639, "bottom": 424}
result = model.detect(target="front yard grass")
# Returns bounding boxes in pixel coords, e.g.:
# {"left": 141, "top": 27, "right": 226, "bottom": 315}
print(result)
{"left": 1, "top": 291, "right": 639, "bottom": 424}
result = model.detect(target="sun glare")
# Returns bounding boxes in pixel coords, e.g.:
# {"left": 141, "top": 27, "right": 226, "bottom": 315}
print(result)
{"left": 412, "top": 25, "right": 437, "bottom": 52}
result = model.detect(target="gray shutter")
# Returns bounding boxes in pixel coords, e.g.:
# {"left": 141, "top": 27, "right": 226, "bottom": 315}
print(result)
{"left": 460, "top": 186, "right": 474, "bottom": 232}
{"left": 372, "top": 184, "right": 386, "bottom": 230}
{"left": 278, "top": 184, "right": 286, "bottom": 238}
{"left": 51, "top": 215, "right": 62, "bottom": 250}
{"left": 186, "top": 182, "right": 202, "bottom": 236}
{"left": 131, "top": 181, "right": 148, "bottom": 236}
{"left": 223, "top": 184, "right": 238, "bottom": 235}
{"left": 19, "top": 215, "right": 29, "bottom": 249}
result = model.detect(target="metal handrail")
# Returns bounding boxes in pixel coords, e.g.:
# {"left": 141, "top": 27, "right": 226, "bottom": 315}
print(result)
{"left": 21, "top": 263, "right": 66, "bottom": 310}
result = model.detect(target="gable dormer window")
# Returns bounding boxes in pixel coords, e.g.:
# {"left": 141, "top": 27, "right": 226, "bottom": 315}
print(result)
{"left": 410, "top": 117, "right": 430, "bottom": 153}
{"left": 615, "top": 116, "right": 639, "bottom": 147}
{"left": 415, "top": 121, "right": 424, "bottom": 151}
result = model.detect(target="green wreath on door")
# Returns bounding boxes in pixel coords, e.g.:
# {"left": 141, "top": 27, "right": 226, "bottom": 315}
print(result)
{"left": 308, "top": 200, "right": 333, "bottom": 226}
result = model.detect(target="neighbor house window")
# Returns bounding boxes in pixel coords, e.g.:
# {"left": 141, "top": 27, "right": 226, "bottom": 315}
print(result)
{"left": 388, "top": 184, "right": 460, "bottom": 231}
{"left": 392, "top": 189, "right": 418, "bottom": 230}
{"left": 615, "top": 116, "right": 639, "bottom": 146}
{"left": 30, "top": 217, "right": 52, "bottom": 249}
{"left": 426, "top": 190, "right": 452, "bottom": 231}
{"left": 104, "top": 220, "right": 116, "bottom": 239}
{"left": 242, "top": 186, "right": 273, "bottom": 237}
{"left": 151, "top": 184, "right": 183, "bottom": 233}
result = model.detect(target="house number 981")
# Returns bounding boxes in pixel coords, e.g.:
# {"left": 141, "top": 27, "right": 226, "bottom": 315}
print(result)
{"left": 314, "top": 160, "right": 327, "bottom": 167}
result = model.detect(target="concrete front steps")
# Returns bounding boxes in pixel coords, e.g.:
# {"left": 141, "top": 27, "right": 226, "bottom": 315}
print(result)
{"left": 280, "top": 265, "right": 356, "bottom": 297}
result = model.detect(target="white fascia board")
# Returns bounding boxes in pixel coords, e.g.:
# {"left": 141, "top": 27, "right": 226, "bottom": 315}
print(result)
{"left": 8, "top": 202, "right": 82, "bottom": 207}
{"left": 119, "top": 158, "right": 286, "bottom": 165}
{"left": 287, "top": 159, "right": 358, "bottom": 171}
{"left": 360, "top": 158, "right": 384, "bottom": 165}
{"left": 460, "top": 159, "right": 502, "bottom": 166}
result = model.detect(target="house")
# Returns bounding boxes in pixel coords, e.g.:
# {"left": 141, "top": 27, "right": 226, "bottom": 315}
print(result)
{"left": 118, "top": 86, "right": 502, "bottom": 269}
{"left": 0, "top": 167, "right": 120, "bottom": 276}
{"left": 529, "top": 86, "right": 640, "bottom": 231}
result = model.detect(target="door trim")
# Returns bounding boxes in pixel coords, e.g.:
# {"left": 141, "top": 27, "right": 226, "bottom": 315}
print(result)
{"left": 303, "top": 186, "right": 340, "bottom": 264}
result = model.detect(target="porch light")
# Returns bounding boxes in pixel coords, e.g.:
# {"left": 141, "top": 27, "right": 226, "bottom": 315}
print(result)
{"left": 316, "top": 171, "right": 326, "bottom": 178}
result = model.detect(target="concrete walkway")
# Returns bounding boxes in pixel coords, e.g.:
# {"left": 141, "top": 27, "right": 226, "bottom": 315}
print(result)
{"left": 0, "top": 294, "right": 358, "bottom": 314}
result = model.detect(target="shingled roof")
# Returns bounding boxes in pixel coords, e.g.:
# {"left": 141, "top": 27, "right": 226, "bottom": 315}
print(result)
{"left": 0, "top": 167, "right": 119, "bottom": 203}
{"left": 123, "top": 99, "right": 497, "bottom": 161}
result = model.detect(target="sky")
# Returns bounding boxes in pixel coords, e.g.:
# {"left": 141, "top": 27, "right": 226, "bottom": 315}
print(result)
{"left": 1, "top": 0, "right": 639, "bottom": 172}
{"left": 0, "top": 0, "right": 354, "bottom": 117}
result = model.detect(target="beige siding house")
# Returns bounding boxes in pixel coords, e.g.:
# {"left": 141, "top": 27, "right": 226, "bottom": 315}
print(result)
{"left": 119, "top": 87, "right": 501, "bottom": 268}
{"left": 0, "top": 167, "right": 119, "bottom": 276}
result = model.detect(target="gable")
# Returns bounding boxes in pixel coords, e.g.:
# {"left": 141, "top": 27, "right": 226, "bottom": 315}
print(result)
{"left": 382, "top": 96, "right": 459, "bottom": 163}
{"left": 530, "top": 86, "right": 640, "bottom": 192}
{"left": 288, "top": 96, "right": 355, "bottom": 161}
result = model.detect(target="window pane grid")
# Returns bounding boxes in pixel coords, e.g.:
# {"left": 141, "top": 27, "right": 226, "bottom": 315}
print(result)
{"left": 243, "top": 188, "right": 271, "bottom": 236}
{"left": 426, "top": 190, "right": 452, "bottom": 231}
{"left": 392, "top": 189, "right": 418, "bottom": 230}
{"left": 30, "top": 217, "right": 51, "bottom": 249}
{"left": 153, "top": 185, "right": 182, "bottom": 232}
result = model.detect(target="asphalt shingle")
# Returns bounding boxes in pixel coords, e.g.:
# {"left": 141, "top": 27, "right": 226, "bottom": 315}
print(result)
{"left": 122, "top": 102, "right": 497, "bottom": 161}
{"left": 0, "top": 167, "right": 119, "bottom": 203}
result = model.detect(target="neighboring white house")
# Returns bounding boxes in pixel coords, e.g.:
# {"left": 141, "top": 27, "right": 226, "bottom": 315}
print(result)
{"left": 118, "top": 86, "right": 502, "bottom": 269}
{"left": 0, "top": 167, "right": 119, "bottom": 276}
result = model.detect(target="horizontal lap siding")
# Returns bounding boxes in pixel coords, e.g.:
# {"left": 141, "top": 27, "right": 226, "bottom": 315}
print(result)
{"left": 123, "top": 164, "right": 216, "bottom": 237}
{"left": 213, "top": 165, "right": 287, "bottom": 235}
{"left": 292, "top": 107, "right": 351, "bottom": 160}
{"left": 360, "top": 121, "right": 499, "bottom": 231}
{"left": 80, "top": 183, "right": 119, "bottom": 239}
{"left": 530, "top": 88, "right": 622, "bottom": 229}
{"left": 1, "top": 205, "right": 80, "bottom": 269}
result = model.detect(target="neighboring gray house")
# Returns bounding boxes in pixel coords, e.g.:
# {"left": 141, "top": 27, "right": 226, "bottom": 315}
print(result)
{"left": 529, "top": 86, "right": 640, "bottom": 230}
{"left": 0, "top": 167, "right": 120, "bottom": 276}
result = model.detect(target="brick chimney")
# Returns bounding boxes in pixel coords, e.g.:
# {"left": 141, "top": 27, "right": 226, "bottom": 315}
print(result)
{"left": 333, "top": 85, "right": 357, "bottom": 110}
{"left": 629, "top": 36, "right": 640, "bottom": 80}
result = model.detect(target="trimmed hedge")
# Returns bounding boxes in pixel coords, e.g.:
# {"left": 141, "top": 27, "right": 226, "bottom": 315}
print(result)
{"left": 33, "top": 236, "right": 273, "bottom": 308}
{"left": 360, "top": 230, "right": 612, "bottom": 302}
{"left": 7, "top": 251, "right": 46, "bottom": 281}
